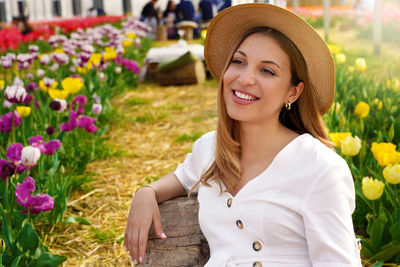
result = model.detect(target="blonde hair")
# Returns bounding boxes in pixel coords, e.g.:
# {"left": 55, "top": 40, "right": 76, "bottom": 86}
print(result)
{"left": 191, "top": 27, "right": 333, "bottom": 194}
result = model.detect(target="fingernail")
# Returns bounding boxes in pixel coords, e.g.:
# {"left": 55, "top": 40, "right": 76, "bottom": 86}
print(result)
{"left": 161, "top": 233, "right": 167, "bottom": 239}
{"left": 134, "top": 259, "right": 138, "bottom": 265}
{"left": 130, "top": 256, "right": 134, "bottom": 262}
{"left": 139, "top": 256, "right": 143, "bottom": 263}
{"left": 125, "top": 246, "right": 128, "bottom": 251}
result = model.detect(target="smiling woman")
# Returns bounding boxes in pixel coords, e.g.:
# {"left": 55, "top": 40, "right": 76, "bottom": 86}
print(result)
{"left": 125, "top": 3, "right": 363, "bottom": 266}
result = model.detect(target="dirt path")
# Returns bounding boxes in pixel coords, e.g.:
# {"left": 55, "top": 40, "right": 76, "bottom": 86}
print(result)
{"left": 47, "top": 81, "right": 218, "bottom": 266}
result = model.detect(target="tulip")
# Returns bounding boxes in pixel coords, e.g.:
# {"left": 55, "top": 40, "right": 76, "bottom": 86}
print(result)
{"left": 61, "top": 76, "right": 84, "bottom": 94}
{"left": 49, "top": 99, "right": 67, "bottom": 112}
{"left": 92, "top": 103, "right": 102, "bottom": 115}
{"left": 0, "top": 80, "right": 4, "bottom": 90}
{"left": 78, "top": 115, "right": 97, "bottom": 133}
{"left": 29, "top": 45, "right": 39, "bottom": 53}
{"left": 40, "top": 54, "right": 51, "bottom": 65}
{"left": 0, "top": 111, "right": 22, "bottom": 132}
{"left": 26, "top": 82, "right": 39, "bottom": 92}
{"left": 46, "top": 126, "right": 55, "bottom": 135}
{"left": 387, "top": 78, "right": 400, "bottom": 90}
{"left": 3, "top": 100, "right": 12, "bottom": 108}
{"left": 372, "top": 98, "right": 383, "bottom": 110}
{"left": 51, "top": 63, "right": 59, "bottom": 72}
{"left": 36, "top": 69, "right": 45, "bottom": 77}
{"left": 21, "top": 146, "right": 41, "bottom": 166}
{"left": 329, "top": 132, "right": 351, "bottom": 147}
{"left": 0, "top": 238, "right": 5, "bottom": 253}
{"left": 383, "top": 164, "right": 400, "bottom": 185}
{"left": 0, "top": 159, "right": 15, "bottom": 181}
{"left": 72, "top": 95, "right": 87, "bottom": 115}
{"left": 328, "top": 44, "right": 341, "bottom": 54}
{"left": 335, "top": 53, "right": 346, "bottom": 64}
{"left": 354, "top": 101, "right": 370, "bottom": 119}
{"left": 48, "top": 88, "right": 69, "bottom": 99}
{"left": 15, "top": 176, "right": 54, "bottom": 214}
{"left": 126, "top": 32, "right": 136, "bottom": 39}
{"left": 371, "top": 142, "right": 400, "bottom": 167}
{"left": 16, "top": 106, "right": 31, "bottom": 117}
{"left": 355, "top": 58, "right": 367, "bottom": 72}
{"left": 341, "top": 136, "right": 361, "bottom": 156}
{"left": 4, "top": 84, "right": 27, "bottom": 104}
{"left": 362, "top": 177, "right": 385, "bottom": 200}
{"left": 115, "top": 66, "right": 122, "bottom": 73}
{"left": 29, "top": 135, "right": 61, "bottom": 155}
{"left": 39, "top": 78, "right": 58, "bottom": 92}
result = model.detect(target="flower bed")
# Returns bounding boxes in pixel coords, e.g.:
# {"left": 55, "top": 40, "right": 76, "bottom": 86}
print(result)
{"left": 0, "top": 17, "right": 151, "bottom": 266}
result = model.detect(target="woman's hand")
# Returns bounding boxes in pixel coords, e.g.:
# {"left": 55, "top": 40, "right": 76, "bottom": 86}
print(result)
{"left": 124, "top": 187, "right": 167, "bottom": 265}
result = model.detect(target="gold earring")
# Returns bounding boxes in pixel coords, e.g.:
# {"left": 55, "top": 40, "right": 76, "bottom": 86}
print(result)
{"left": 285, "top": 103, "right": 291, "bottom": 110}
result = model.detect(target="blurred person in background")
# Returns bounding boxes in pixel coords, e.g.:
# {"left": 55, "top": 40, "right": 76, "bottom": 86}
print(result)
{"left": 141, "top": 0, "right": 160, "bottom": 39}
{"left": 163, "top": 0, "right": 179, "bottom": 39}
{"left": 175, "top": 0, "right": 195, "bottom": 22}
{"left": 12, "top": 15, "right": 33, "bottom": 35}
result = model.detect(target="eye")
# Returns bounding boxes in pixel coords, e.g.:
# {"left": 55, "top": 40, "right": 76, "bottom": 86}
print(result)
{"left": 231, "top": 59, "right": 243, "bottom": 65}
{"left": 261, "top": 68, "right": 275, "bottom": 76}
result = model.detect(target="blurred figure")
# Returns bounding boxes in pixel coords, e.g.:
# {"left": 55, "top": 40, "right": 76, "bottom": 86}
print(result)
{"left": 175, "top": 0, "right": 195, "bottom": 22}
{"left": 141, "top": 0, "right": 159, "bottom": 39}
{"left": 87, "top": 7, "right": 106, "bottom": 16}
{"left": 216, "top": 0, "right": 231, "bottom": 12}
{"left": 163, "top": 0, "right": 178, "bottom": 39}
{"left": 198, "top": 0, "right": 214, "bottom": 23}
{"left": 12, "top": 15, "right": 33, "bottom": 35}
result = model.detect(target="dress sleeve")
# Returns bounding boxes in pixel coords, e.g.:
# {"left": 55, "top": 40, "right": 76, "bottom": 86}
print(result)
{"left": 174, "top": 131, "right": 215, "bottom": 192}
{"left": 301, "top": 159, "right": 362, "bottom": 267}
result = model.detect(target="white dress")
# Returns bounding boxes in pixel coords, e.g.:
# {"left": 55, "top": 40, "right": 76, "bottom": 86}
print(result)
{"left": 174, "top": 131, "right": 362, "bottom": 267}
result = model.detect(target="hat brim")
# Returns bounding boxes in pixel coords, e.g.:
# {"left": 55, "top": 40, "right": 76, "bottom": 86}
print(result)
{"left": 204, "top": 3, "right": 335, "bottom": 114}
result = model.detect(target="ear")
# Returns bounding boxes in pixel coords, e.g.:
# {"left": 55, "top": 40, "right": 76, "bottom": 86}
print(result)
{"left": 287, "top": 82, "right": 304, "bottom": 104}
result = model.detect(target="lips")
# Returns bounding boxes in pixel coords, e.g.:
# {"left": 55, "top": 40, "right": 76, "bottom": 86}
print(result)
{"left": 231, "top": 90, "right": 259, "bottom": 105}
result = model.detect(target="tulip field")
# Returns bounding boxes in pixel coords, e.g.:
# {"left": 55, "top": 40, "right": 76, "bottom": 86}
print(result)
{"left": 0, "top": 5, "right": 400, "bottom": 267}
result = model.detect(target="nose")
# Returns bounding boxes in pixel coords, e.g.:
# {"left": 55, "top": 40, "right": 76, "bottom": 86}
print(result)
{"left": 238, "top": 67, "right": 256, "bottom": 87}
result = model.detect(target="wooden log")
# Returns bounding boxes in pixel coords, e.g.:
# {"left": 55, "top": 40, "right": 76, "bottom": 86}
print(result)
{"left": 142, "top": 196, "right": 210, "bottom": 266}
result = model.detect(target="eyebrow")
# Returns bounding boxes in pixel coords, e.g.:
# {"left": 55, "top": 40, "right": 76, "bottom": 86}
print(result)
{"left": 235, "top": 50, "right": 281, "bottom": 69}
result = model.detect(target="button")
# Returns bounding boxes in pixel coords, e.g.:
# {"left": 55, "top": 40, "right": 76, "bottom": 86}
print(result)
{"left": 236, "top": 220, "right": 243, "bottom": 229}
{"left": 253, "top": 241, "right": 262, "bottom": 251}
{"left": 253, "top": 262, "right": 262, "bottom": 267}
{"left": 227, "top": 198, "right": 233, "bottom": 207}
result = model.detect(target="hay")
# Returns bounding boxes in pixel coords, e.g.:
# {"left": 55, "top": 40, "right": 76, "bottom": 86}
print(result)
{"left": 46, "top": 81, "right": 218, "bottom": 266}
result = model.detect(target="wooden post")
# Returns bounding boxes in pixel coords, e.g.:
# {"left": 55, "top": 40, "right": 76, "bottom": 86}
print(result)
{"left": 323, "top": 0, "right": 330, "bottom": 41}
{"left": 373, "top": 0, "right": 382, "bottom": 55}
{"left": 142, "top": 196, "right": 210, "bottom": 266}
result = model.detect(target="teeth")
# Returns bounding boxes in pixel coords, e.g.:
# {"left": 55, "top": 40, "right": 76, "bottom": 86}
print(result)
{"left": 234, "top": 90, "right": 256, "bottom": 101}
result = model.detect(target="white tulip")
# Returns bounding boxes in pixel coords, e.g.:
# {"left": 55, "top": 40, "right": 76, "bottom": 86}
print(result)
{"left": 21, "top": 146, "right": 41, "bottom": 166}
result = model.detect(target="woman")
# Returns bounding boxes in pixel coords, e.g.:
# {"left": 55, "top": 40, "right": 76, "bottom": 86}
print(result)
{"left": 125, "top": 3, "right": 362, "bottom": 266}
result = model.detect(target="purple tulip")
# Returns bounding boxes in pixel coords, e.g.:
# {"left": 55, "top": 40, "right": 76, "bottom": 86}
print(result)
{"left": 72, "top": 95, "right": 87, "bottom": 115}
{"left": 78, "top": 115, "right": 97, "bottom": 133}
{"left": 46, "top": 126, "right": 55, "bottom": 135}
{"left": 29, "top": 45, "right": 39, "bottom": 53}
{"left": 40, "top": 54, "right": 51, "bottom": 65}
{"left": 3, "top": 100, "right": 12, "bottom": 109}
{"left": 29, "top": 135, "right": 61, "bottom": 155}
{"left": 92, "top": 103, "right": 102, "bottom": 115}
{"left": 27, "top": 82, "right": 39, "bottom": 92}
{"left": 93, "top": 93, "right": 101, "bottom": 104}
{"left": 60, "top": 110, "right": 78, "bottom": 132}
{"left": 6, "top": 143, "right": 23, "bottom": 162}
{"left": 0, "top": 111, "right": 22, "bottom": 132}
{"left": 0, "top": 159, "right": 15, "bottom": 181}
{"left": 15, "top": 176, "right": 54, "bottom": 214}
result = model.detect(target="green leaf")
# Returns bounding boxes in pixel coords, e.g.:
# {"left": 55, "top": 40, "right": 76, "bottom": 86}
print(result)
{"left": 28, "top": 252, "right": 66, "bottom": 267}
{"left": 0, "top": 204, "right": 13, "bottom": 247}
{"left": 371, "top": 241, "right": 400, "bottom": 261}
{"left": 15, "top": 221, "right": 39, "bottom": 254}
{"left": 388, "top": 122, "right": 395, "bottom": 142}
{"left": 390, "top": 221, "right": 400, "bottom": 241}
{"left": 63, "top": 215, "right": 91, "bottom": 225}
{"left": 361, "top": 239, "right": 374, "bottom": 258}
{"left": 369, "top": 212, "right": 387, "bottom": 252}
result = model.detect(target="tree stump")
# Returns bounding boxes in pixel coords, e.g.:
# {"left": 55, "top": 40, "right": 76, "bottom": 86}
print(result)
{"left": 142, "top": 196, "right": 210, "bottom": 266}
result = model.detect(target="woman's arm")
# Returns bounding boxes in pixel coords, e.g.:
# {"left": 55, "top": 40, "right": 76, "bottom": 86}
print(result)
{"left": 124, "top": 172, "right": 186, "bottom": 265}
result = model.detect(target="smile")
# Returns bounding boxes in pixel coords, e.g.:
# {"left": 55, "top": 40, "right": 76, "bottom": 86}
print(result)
{"left": 233, "top": 90, "right": 259, "bottom": 101}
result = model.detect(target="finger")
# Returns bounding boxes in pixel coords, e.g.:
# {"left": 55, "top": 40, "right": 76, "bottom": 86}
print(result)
{"left": 138, "top": 226, "right": 149, "bottom": 264}
{"left": 130, "top": 225, "right": 140, "bottom": 265}
{"left": 152, "top": 210, "right": 167, "bottom": 240}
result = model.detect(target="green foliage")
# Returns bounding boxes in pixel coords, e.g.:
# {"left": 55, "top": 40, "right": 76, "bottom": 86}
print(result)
{"left": 175, "top": 131, "right": 205, "bottom": 142}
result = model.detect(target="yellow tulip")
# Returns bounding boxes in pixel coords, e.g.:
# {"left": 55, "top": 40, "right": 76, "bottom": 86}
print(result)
{"left": 39, "top": 80, "right": 58, "bottom": 92}
{"left": 362, "top": 177, "right": 385, "bottom": 200}
{"left": 48, "top": 89, "right": 69, "bottom": 99}
{"left": 355, "top": 58, "right": 367, "bottom": 72}
{"left": 372, "top": 98, "right": 382, "bottom": 110}
{"left": 0, "top": 80, "right": 4, "bottom": 90}
{"left": 387, "top": 78, "right": 400, "bottom": 90}
{"left": 383, "top": 164, "right": 400, "bottom": 184}
{"left": 122, "top": 39, "right": 134, "bottom": 47}
{"left": 126, "top": 32, "right": 136, "bottom": 39}
{"left": 371, "top": 142, "right": 400, "bottom": 167}
{"left": 329, "top": 132, "right": 352, "bottom": 147}
{"left": 87, "top": 53, "right": 102, "bottom": 68}
{"left": 54, "top": 48, "right": 64, "bottom": 54}
{"left": 341, "top": 135, "right": 361, "bottom": 156}
{"left": 61, "top": 77, "right": 84, "bottom": 94}
{"left": 348, "top": 66, "right": 355, "bottom": 73}
{"left": 335, "top": 53, "right": 346, "bottom": 64}
{"left": 327, "top": 44, "right": 341, "bottom": 55}
{"left": 77, "top": 66, "right": 88, "bottom": 74}
{"left": 103, "top": 47, "right": 117, "bottom": 61}
{"left": 354, "top": 101, "right": 370, "bottom": 119}
{"left": 16, "top": 106, "right": 31, "bottom": 117}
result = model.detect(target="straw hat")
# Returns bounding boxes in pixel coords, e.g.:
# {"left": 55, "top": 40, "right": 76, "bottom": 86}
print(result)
{"left": 204, "top": 3, "right": 335, "bottom": 115}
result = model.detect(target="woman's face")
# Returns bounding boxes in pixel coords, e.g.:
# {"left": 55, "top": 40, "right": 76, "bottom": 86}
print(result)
{"left": 223, "top": 32, "right": 300, "bottom": 125}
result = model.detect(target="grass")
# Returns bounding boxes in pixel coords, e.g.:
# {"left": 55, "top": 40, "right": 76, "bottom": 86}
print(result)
{"left": 135, "top": 111, "right": 169, "bottom": 123}
{"left": 175, "top": 131, "right": 205, "bottom": 142}
{"left": 127, "top": 97, "right": 151, "bottom": 106}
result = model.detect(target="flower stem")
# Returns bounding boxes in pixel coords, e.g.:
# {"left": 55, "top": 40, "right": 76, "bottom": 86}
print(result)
{"left": 394, "top": 184, "right": 397, "bottom": 221}
{"left": 5, "top": 178, "right": 10, "bottom": 226}
{"left": 27, "top": 207, "right": 30, "bottom": 223}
